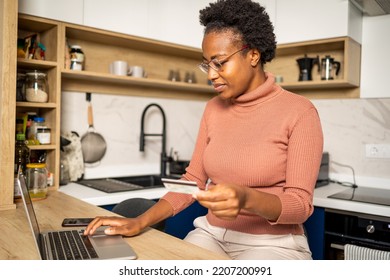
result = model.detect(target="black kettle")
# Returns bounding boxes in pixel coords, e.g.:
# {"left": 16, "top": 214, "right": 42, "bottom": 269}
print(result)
{"left": 320, "top": 55, "right": 341, "bottom": 80}
{"left": 296, "top": 54, "right": 319, "bottom": 81}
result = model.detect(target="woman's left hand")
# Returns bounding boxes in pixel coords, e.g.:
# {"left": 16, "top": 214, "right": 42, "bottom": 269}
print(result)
{"left": 193, "top": 183, "right": 247, "bottom": 220}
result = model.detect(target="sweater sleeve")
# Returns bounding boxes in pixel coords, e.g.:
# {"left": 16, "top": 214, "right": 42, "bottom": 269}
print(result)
{"left": 160, "top": 107, "right": 210, "bottom": 216}
{"left": 273, "top": 106, "right": 324, "bottom": 224}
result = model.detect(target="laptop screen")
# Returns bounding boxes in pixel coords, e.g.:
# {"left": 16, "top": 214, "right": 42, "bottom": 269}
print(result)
{"left": 17, "top": 171, "right": 138, "bottom": 260}
{"left": 17, "top": 172, "right": 43, "bottom": 257}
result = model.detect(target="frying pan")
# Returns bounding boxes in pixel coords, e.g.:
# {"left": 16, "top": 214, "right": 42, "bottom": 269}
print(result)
{"left": 81, "top": 92, "right": 107, "bottom": 165}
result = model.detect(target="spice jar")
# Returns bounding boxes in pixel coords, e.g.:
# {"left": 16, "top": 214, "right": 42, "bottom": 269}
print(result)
{"left": 26, "top": 163, "right": 48, "bottom": 200}
{"left": 25, "top": 71, "right": 48, "bottom": 103}
{"left": 37, "top": 127, "right": 51, "bottom": 144}
{"left": 70, "top": 45, "right": 85, "bottom": 70}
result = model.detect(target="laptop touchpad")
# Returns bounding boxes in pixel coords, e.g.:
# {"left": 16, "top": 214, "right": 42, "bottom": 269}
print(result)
{"left": 91, "top": 235, "right": 123, "bottom": 247}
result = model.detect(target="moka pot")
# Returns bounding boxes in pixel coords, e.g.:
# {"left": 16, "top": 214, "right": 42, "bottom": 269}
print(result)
{"left": 296, "top": 54, "right": 319, "bottom": 81}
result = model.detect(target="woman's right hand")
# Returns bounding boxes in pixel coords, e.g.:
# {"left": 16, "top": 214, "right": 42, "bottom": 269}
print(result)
{"left": 83, "top": 216, "right": 144, "bottom": 237}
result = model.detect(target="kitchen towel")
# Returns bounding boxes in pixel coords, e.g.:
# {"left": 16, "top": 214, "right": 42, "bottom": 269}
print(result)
{"left": 344, "top": 244, "right": 390, "bottom": 260}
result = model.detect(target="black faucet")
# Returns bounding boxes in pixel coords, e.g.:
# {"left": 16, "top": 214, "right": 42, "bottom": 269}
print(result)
{"left": 140, "top": 103, "right": 169, "bottom": 177}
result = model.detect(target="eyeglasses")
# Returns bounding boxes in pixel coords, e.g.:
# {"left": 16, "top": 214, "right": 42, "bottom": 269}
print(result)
{"left": 198, "top": 45, "right": 249, "bottom": 74}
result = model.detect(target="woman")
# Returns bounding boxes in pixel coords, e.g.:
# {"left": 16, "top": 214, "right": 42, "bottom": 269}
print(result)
{"left": 84, "top": 0, "right": 323, "bottom": 260}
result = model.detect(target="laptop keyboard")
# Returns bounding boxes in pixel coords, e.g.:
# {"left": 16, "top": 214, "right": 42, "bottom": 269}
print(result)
{"left": 47, "top": 230, "right": 98, "bottom": 260}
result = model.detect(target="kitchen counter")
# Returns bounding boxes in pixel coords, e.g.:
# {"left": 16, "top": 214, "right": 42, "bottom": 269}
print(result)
{"left": 59, "top": 182, "right": 169, "bottom": 206}
{"left": 313, "top": 183, "right": 389, "bottom": 217}
{"left": 60, "top": 182, "right": 390, "bottom": 217}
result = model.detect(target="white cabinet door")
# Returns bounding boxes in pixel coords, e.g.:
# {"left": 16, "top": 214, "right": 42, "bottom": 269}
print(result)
{"left": 147, "top": 0, "right": 209, "bottom": 48}
{"left": 18, "top": 0, "right": 83, "bottom": 24}
{"left": 360, "top": 14, "right": 390, "bottom": 98}
{"left": 83, "top": 0, "right": 149, "bottom": 39}
{"left": 83, "top": 0, "right": 209, "bottom": 48}
{"left": 274, "top": 0, "right": 362, "bottom": 44}
{"left": 82, "top": 0, "right": 273, "bottom": 48}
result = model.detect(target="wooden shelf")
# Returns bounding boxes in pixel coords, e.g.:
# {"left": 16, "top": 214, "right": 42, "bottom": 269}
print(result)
{"left": 16, "top": 102, "right": 57, "bottom": 109}
{"left": 28, "top": 144, "right": 56, "bottom": 150}
{"left": 266, "top": 36, "right": 361, "bottom": 94}
{"left": 65, "top": 24, "right": 203, "bottom": 59}
{"left": 17, "top": 58, "right": 57, "bottom": 70}
{"left": 62, "top": 21, "right": 210, "bottom": 99}
{"left": 61, "top": 69, "right": 214, "bottom": 95}
{"left": 278, "top": 79, "right": 358, "bottom": 90}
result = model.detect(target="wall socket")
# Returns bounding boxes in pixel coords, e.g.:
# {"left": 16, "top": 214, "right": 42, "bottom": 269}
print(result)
{"left": 365, "top": 144, "right": 390, "bottom": 159}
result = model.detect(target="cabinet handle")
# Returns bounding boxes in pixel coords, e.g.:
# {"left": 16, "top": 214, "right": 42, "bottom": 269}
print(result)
{"left": 330, "top": 243, "right": 345, "bottom": 250}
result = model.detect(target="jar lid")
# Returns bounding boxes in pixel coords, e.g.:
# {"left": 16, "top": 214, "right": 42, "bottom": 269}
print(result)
{"left": 33, "top": 116, "right": 45, "bottom": 122}
{"left": 37, "top": 127, "right": 50, "bottom": 132}
{"left": 27, "top": 163, "right": 46, "bottom": 168}
{"left": 26, "top": 71, "right": 46, "bottom": 78}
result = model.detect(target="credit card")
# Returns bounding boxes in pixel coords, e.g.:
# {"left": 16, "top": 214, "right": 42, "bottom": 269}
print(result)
{"left": 161, "top": 178, "right": 199, "bottom": 194}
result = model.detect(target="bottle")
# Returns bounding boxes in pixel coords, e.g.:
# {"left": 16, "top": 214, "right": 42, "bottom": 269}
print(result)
{"left": 28, "top": 116, "right": 46, "bottom": 141}
{"left": 14, "top": 133, "right": 30, "bottom": 198}
{"left": 70, "top": 45, "right": 85, "bottom": 70}
{"left": 15, "top": 118, "right": 24, "bottom": 135}
{"left": 25, "top": 112, "right": 37, "bottom": 141}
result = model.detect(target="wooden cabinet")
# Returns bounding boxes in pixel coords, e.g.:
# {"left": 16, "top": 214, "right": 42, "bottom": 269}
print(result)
{"left": 265, "top": 36, "right": 361, "bottom": 99}
{"left": 16, "top": 15, "right": 61, "bottom": 193}
{"left": 0, "top": 0, "right": 18, "bottom": 210}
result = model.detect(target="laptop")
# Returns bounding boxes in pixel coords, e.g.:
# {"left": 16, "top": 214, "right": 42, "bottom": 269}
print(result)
{"left": 17, "top": 172, "right": 137, "bottom": 260}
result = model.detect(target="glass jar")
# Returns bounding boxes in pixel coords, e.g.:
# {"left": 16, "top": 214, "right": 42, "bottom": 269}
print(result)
{"left": 26, "top": 163, "right": 48, "bottom": 200}
{"left": 25, "top": 71, "right": 48, "bottom": 103}
{"left": 70, "top": 45, "right": 85, "bottom": 70}
{"left": 70, "top": 58, "right": 83, "bottom": 70}
{"left": 36, "top": 127, "right": 51, "bottom": 144}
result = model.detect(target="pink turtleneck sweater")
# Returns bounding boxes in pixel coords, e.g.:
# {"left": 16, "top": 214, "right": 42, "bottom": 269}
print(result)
{"left": 161, "top": 73, "right": 323, "bottom": 235}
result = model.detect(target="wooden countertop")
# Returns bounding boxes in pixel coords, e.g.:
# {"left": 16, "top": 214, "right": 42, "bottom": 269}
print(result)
{"left": 0, "top": 190, "right": 227, "bottom": 260}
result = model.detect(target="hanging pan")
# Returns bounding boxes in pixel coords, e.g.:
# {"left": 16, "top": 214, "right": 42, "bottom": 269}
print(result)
{"left": 81, "top": 92, "right": 107, "bottom": 165}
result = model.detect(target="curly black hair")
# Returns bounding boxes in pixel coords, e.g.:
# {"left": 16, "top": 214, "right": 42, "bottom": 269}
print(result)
{"left": 199, "top": 0, "right": 276, "bottom": 66}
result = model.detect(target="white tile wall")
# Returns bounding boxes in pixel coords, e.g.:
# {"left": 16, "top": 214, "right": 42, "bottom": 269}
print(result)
{"left": 61, "top": 91, "right": 390, "bottom": 188}
{"left": 312, "top": 98, "right": 390, "bottom": 188}
{"left": 61, "top": 91, "right": 206, "bottom": 179}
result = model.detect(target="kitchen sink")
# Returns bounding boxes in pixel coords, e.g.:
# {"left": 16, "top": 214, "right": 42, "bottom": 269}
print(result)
{"left": 78, "top": 174, "right": 177, "bottom": 193}
{"left": 113, "top": 174, "right": 164, "bottom": 187}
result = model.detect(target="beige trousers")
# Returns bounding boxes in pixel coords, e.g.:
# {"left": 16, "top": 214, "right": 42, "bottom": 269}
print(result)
{"left": 184, "top": 216, "right": 312, "bottom": 260}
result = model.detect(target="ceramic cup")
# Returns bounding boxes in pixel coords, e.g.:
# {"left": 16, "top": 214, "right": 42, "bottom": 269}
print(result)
{"left": 109, "top": 60, "right": 128, "bottom": 76}
{"left": 128, "top": 66, "right": 147, "bottom": 78}
{"left": 275, "top": 75, "right": 284, "bottom": 83}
